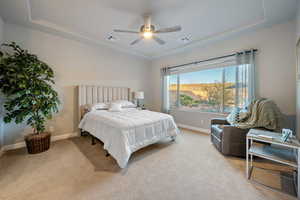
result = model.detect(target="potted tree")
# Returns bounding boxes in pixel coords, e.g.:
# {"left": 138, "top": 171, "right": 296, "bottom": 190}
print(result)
{"left": 0, "top": 42, "right": 60, "bottom": 154}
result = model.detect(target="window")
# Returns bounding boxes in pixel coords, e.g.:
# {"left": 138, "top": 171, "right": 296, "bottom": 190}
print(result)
{"left": 168, "top": 65, "right": 250, "bottom": 113}
{"left": 161, "top": 50, "right": 256, "bottom": 114}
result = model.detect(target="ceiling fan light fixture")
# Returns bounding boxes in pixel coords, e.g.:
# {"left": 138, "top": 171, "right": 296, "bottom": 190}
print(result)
{"left": 114, "top": 16, "right": 181, "bottom": 45}
{"left": 143, "top": 31, "right": 153, "bottom": 39}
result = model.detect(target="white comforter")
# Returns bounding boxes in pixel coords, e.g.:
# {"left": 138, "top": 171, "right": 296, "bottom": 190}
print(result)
{"left": 79, "top": 108, "right": 179, "bottom": 168}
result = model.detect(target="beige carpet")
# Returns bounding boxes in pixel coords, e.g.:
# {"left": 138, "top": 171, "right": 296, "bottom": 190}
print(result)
{"left": 0, "top": 129, "right": 296, "bottom": 200}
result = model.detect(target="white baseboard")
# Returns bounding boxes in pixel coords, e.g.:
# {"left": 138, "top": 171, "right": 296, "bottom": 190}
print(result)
{"left": 1, "top": 132, "right": 78, "bottom": 152}
{"left": 51, "top": 132, "right": 78, "bottom": 142}
{"left": 177, "top": 123, "right": 210, "bottom": 134}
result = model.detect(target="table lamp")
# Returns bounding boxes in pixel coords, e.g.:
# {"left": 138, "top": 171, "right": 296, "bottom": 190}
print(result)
{"left": 135, "top": 91, "right": 144, "bottom": 108}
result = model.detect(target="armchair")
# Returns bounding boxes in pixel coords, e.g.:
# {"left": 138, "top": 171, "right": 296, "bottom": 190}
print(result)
{"left": 211, "top": 118, "right": 249, "bottom": 157}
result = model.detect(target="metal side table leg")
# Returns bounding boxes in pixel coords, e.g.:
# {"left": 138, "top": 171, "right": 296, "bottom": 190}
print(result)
{"left": 250, "top": 139, "right": 253, "bottom": 177}
{"left": 297, "top": 148, "right": 300, "bottom": 199}
{"left": 246, "top": 137, "right": 249, "bottom": 179}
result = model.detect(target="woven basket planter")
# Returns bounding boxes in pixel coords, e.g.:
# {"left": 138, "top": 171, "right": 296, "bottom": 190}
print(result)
{"left": 25, "top": 132, "right": 51, "bottom": 154}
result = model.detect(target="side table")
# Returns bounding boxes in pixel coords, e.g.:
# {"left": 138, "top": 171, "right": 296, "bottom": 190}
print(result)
{"left": 246, "top": 129, "right": 300, "bottom": 198}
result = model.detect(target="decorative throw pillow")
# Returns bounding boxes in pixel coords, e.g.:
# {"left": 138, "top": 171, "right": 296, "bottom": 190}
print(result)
{"left": 108, "top": 103, "right": 123, "bottom": 112}
{"left": 238, "top": 108, "right": 249, "bottom": 121}
{"left": 226, "top": 107, "right": 240, "bottom": 125}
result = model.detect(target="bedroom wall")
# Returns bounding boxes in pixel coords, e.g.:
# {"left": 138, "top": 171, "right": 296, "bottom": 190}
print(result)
{"left": 0, "top": 16, "right": 4, "bottom": 149}
{"left": 150, "top": 20, "right": 297, "bottom": 131}
{"left": 2, "top": 23, "right": 151, "bottom": 146}
{"left": 297, "top": 1, "right": 300, "bottom": 37}
{"left": 0, "top": 17, "right": 3, "bottom": 41}
{"left": 296, "top": 1, "right": 300, "bottom": 138}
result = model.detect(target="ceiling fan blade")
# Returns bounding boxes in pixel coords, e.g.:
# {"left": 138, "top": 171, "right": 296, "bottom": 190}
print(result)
{"left": 153, "top": 36, "right": 166, "bottom": 45}
{"left": 114, "top": 29, "right": 139, "bottom": 34}
{"left": 155, "top": 25, "right": 182, "bottom": 33}
{"left": 130, "top": 37, "right": 143, "bottom": 45}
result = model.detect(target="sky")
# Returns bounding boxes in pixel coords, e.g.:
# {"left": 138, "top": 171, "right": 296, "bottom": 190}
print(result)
{"left": 170, "top": 66, "right": 236, "bottom": 84}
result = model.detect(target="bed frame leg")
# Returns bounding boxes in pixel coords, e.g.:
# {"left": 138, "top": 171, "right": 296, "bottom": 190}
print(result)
{"left": 91, "top": 135, "right": 96, "bottom": 145}
{"left": 80, "top": 129, "right": 88, "bottom": 137}
{"left": 171, "top": 136, "right": 176, "bottom": 142}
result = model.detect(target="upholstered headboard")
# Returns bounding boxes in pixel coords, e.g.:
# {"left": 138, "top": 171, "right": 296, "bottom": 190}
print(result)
{"left": 78, "top": 85, "right": 131, "bottom": 119}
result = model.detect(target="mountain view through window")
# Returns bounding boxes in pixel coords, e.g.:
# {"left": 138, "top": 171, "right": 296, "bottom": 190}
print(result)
{"left": 169, "top": 66, "right": 247, "bottom": 113}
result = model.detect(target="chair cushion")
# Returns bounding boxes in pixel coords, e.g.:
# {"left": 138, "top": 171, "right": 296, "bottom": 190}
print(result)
{"left": 211, "top": 124, "right": 224, "bottom": 140}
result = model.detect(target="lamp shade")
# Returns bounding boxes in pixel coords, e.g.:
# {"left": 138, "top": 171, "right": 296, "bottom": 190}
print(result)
{"left": 135, "top": 91, "right": 144, "bottom": 99}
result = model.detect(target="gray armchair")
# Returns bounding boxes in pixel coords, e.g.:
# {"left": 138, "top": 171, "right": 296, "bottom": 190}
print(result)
{"left": 211, "top": 118, "right": 249, "bottom": 157}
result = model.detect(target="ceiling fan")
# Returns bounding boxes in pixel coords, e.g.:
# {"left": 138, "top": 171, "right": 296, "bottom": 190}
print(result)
{"left": 113, "top": 16, "right": 182, "bottom": 45}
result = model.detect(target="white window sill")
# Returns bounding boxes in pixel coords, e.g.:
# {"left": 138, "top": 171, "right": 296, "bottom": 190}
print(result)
{"left": 170, "top": 107, "right": 228, "bottom": 116}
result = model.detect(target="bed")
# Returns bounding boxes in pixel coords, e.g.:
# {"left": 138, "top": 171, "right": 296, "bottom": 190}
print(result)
{"left": 78, "top": 85, "right": 179, "bottom": 168}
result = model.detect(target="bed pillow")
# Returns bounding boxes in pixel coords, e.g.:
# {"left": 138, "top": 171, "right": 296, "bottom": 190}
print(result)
{"left": 108, "top": 103, "right": 123, "bottom": 112}
{"left": 111, "top": 100, "right": 136, "bottom": 108}
{"left": 85, "top": 103, "right": 108, "bottom": 111}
